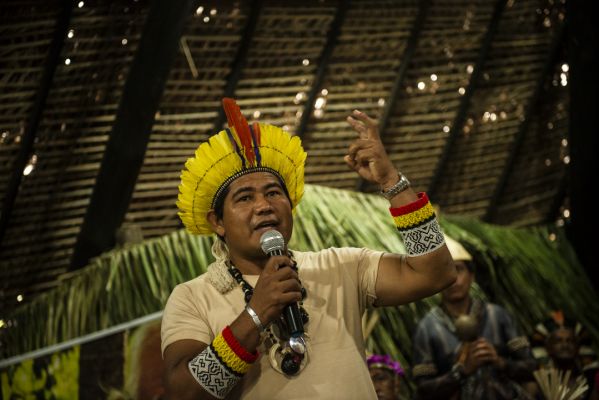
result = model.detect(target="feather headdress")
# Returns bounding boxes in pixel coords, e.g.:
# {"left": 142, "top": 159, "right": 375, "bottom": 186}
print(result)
{"left": 177, "top": 98, "right": 306, "bottom": 235}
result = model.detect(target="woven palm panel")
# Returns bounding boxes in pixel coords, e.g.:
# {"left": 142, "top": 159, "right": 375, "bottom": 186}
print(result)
{"left": 494, "top": 59, "right": 569, "bottom": 226}
{"left": 124, "top": 2, "right": 250, "bottom": 239}
{"left": 382, "top": 0, "right": 494, "bottom": 197}
{"left": 0, "top": 3, "right": 58, "bottom": 217}
{"left": 432, "top": 0, "right": 562, "bottom": 218}
{"left": 235, "top": 1, "right": 337, "bottom": 134}
{"left": 302, "top": 0, "right": 418, "bottom": 190}
{"left": 0, "top": 1, "right": 148, "bottom": 315}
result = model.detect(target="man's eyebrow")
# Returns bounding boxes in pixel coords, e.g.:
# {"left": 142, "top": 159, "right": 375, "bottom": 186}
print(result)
{"left": 263, "top": 182, "right": 284, "bottom": 191}
{"left": 231, "top": 181, "right": 283, "bottom": 198}
{"left": 231, "top": 185, "right": 255, "bottom": 198}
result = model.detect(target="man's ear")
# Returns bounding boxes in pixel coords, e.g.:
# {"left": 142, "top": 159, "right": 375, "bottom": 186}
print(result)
{"left": 207, "top": 209, "right": 225, "bottom": 237}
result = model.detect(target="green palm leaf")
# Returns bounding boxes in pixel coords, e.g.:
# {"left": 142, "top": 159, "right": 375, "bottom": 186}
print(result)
{"left": 2, "top": 185, "right": 596, "bottom": 365}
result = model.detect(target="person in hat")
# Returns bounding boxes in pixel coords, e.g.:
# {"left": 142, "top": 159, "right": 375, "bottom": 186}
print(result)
{"left": 160, "top": 98, "right": 456, "bottom": 399}
{"left": 367, "top": 354, "right": 405, "bottom": 400}
{"left": 411, "top": 238, "right": 537, "bottom": 399}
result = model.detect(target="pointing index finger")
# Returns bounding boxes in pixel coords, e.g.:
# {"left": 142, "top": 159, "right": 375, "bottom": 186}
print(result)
{"left": 351, "top": 109, "right": 379, "bottom": 139}
{"left": 347, "top": 116, "right": 368, "bottom": 139}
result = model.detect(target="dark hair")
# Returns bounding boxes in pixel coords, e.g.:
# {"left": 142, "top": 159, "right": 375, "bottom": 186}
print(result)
{"left": 213, "top": 185, "right": 230, "bottom": 220}
{"left": 213, "top": 185, "right": 229, "bottom": 242}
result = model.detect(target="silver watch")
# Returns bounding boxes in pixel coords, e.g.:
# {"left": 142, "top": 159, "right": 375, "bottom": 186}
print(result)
{"left": 380, "top": 174, "right": 411, "bottom": 200}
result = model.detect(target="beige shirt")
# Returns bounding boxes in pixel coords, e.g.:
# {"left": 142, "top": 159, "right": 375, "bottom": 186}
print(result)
{"left": 161, "top": 247, "right": 383, "bottom": 400}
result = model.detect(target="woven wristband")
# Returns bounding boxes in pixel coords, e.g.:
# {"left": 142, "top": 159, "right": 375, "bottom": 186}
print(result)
{"left": 390, "top": 192, "right": 445, "bottom": 256}
{"left": 188, "top": 327, "right": 257, "bottom": 399}
{"left": 222, "top": 326, "right": 259, "bottom": 363}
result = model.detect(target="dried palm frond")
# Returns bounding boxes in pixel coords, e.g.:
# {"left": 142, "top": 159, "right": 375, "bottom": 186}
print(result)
{"left": 534, "top": 367, "right": 588, "bottom": 400}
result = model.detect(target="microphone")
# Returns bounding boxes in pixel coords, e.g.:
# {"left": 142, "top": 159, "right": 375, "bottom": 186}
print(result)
{"left": 260, "top": 230, "right": 304, "bottom": 337}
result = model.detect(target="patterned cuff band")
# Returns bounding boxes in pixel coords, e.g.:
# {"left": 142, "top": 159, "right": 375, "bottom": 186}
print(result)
{"left": 188, "top": 345, "right": 240, "bottom": 399}
{"left": 390, "top": 192, "right": 445, "bottom": 256}
{"left": 188, "top": 328, "right": 256, "bottom": 399}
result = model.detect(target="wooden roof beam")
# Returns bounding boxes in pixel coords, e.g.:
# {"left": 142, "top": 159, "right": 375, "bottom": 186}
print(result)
{"left": 0, "top": 2, "right": 72, "bottom": 249}
{"left": 212, "top": 0, "right": 264, "bottom": 132}
{"left": 484, "top": 25, "right": 565, "bottom": 222}
{"left": 564, "top": 0, "right": 599, "bottom": 290}
{"left": 296, "top": 0, "right": 349, "bottom": 140}
{"left": 356, "top": 0, "right": 430, "bottom": 192}
{"left": 70, "top": 0, "right": 195, "bottom": 270}
{"left": 427, "top": 0, "right": 507, "bottom": 200}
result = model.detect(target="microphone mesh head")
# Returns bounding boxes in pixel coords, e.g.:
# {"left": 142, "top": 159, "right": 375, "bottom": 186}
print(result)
{"left": 260, "top": 230, "right": 285, "bottom": 254}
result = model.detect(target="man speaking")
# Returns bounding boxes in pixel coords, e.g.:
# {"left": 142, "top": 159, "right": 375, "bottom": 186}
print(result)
{"left": 161, "top": 98, "right": 456, "bottom": 399}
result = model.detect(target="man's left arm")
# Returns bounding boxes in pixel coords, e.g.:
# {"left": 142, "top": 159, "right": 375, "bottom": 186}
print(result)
{"left": 345, "top": 109, "right": 456, "bottom": 306}
{"left": 498, "top": 307, "right": 538, "bottom": 381}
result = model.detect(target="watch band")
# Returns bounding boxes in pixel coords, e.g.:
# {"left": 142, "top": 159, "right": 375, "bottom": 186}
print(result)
{"left": 380, "top": 174, "right": 411, "bottom": 200}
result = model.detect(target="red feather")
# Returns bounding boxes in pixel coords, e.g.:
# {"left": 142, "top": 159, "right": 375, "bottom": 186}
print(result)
{"left": 222, "top": 98, "right": 255, "bottom": 165}
{"left": 252, "top": 122, "right": 262, "bottom": 147}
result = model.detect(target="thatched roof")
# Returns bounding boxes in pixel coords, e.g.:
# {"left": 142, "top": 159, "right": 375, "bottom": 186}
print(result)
{"left": 0, "top": 0, "right": 572, "bottom": 317}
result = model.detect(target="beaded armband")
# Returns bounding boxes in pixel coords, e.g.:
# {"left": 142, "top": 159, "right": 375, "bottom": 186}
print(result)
{"left": 390, "top": 192, "right": 445, "bottom": 256}
{"left": 188, "top": 326, "right": 258, "bottom": 399}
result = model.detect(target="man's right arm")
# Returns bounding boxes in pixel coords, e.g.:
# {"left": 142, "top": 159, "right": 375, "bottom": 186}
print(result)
{"left": 162, "top": 255, "right": 302, "bottom": 399}
{"left": 163, "top": 300, "right": 265, "bottom": 400}
{"left": 164, "top": 339, "right": 213, "bottom": 400}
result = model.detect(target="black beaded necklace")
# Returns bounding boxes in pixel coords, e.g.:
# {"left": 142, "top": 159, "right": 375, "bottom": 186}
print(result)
{"left": 227, "top": 255, "right": 310, "bottom": 376}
